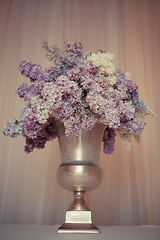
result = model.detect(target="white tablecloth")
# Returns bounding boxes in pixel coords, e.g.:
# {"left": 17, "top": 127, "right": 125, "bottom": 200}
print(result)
{"left": 0, "top": 225, "right": 160, "bottom": 240}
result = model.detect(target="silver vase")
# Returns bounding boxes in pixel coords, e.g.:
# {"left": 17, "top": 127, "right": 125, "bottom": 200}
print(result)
{"left": 53, "top": 119, "right": 106, "bottom": 233}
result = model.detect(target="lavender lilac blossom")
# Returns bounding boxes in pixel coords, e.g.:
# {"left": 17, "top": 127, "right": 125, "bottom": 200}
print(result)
{"left": 3, "top": 41, "right": 155, "bottom": 154}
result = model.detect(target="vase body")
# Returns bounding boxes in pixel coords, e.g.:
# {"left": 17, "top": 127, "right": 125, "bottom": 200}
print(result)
{"left": 53, "top": 119, "right": 105, "bottom": 233}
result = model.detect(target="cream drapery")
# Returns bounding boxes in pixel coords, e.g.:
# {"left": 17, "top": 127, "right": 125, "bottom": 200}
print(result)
{"left": 0, "top": 0, "right": 159, "bottom": 226}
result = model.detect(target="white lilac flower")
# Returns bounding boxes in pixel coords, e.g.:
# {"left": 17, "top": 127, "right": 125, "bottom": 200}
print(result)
{"left": 117, "top": 129, "right": 132, "bottom": 151}
{"left": 87, "top": 52, "right": 116, "bottom": 85}
{"left": 3, "top": 119, "right": 23, "bottom": 138}
{"left": 63, "top": 116, "right": 81, "bottom": 137}
{"left": 124, "top": 101, "right": 135, "bottom": 120}
{"left": 125, "top": 72, "right": 131, "bottom": 79}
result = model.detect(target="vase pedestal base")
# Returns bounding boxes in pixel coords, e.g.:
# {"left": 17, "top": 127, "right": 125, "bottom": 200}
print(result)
{"left": 57, "top": 209, "right": 100, "bottom": 233}
{"left": 58, "top": 223, "right": 100, "bottom": 233}
{"left": 57, "top": 192, "right": 100, "bottom": 233}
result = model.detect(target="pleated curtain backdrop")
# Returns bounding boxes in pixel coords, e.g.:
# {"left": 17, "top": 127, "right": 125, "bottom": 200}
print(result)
{"left": 0, "top": 0, "right": 160, "bottom": 226}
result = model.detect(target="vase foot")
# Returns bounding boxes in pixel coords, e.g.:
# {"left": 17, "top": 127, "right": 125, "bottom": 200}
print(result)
{"left": 57, "top": 223, "right": 100, "bottom": 233}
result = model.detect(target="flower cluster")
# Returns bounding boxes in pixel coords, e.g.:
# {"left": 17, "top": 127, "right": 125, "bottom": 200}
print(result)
{"left": 3, "top": 41, "right": 155, "bottom": 154}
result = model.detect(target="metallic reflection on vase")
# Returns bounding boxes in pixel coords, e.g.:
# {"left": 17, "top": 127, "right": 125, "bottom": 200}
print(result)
{"left": 53, "top": 119, "right": 106, "bottom": 233}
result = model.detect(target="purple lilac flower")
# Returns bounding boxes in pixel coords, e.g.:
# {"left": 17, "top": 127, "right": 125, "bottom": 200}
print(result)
{"left": 102, "top": 127, "right": 116, "bottom": 154}
{"left": 42, "top": 40, "right": 60, "bottom": 62}
{"left": 19, "top": 60, "right": 33, "bottom": 78}
{"left": 28, "top": 64, "right": 42, "bottom": 82}
{"left": 96, "top": 49, "right": 106, "bottom": 54}
{"left": 72, "top": 42, "right": 83, "bottom": 57}
{"left": 16, "top": 83, "right": 31, "bottom": 99}
{"left": 24, "top": 122, "right": 57, "bottom": 153}
{"left": 126, "top": 116, "right": 146, "bottom": 135}
{"left": 136, "top": 99, "right": 147, "bottom": 111}
{"left": 45, "top": 67, "right": 56, "bottom": 82}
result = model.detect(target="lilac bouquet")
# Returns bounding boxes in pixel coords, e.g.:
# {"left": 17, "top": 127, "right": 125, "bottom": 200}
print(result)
{"left": 3, "top": 41, "right": 155, "bottom": 154}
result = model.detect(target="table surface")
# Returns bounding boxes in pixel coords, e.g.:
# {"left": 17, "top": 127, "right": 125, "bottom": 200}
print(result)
{"left": 0, "top": 225, "right": 160, "bottom": 240}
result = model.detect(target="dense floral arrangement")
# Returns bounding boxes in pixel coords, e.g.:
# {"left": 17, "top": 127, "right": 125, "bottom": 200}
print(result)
{"left": 3, "top": 41, "right": 155, "bottom": 154}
